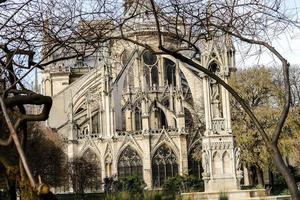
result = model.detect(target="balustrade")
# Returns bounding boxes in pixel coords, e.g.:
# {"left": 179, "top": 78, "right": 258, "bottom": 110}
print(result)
{"left": 211, "top": 118, "right": 225, "bottom": 132}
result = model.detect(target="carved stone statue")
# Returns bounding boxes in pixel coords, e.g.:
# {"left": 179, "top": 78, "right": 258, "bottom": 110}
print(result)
{"left": 202, "top": 150, "right": 209, "bottom": 173}
{"left": 235, "top": 148, "right": 241, "bottom": 171}
{"left": 210, "top": 78, "right": 222, "bottom": 118}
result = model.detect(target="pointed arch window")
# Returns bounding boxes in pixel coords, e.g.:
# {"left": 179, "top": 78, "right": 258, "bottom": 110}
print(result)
{"left": 134, "top": 107, "right": 142, "bottom": 131}
{"left": 92, "top": 112, "right": 99, "bottom": 134}
{"left": 152, "top": 144, "right": 178, "bottom": 188}
{"left": 143, "top": 50, "right": 159, "bottom": 88}
{"left": 118, "top": 146, "right": 143, "bottom": 179}
{"left": 150, "top": 106, "right": 168, "bottom": 129}
{"left": 164, "top": 58, "right": 176, "bottom": 86}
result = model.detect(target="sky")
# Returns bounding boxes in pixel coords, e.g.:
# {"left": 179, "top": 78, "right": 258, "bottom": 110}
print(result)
{"left": 235, "top": 0, "right": 300, "bottom": 68}
{"left": 26, "top": 0, "right": 300, "bottom": 89}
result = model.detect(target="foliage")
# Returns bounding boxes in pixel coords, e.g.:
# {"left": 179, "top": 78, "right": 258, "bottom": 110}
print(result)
{"left": 162, "top": 174, "right": 203, "bottom": 199}
{"left": 67, "top": 157, "right": 99, "bottom": 194}
{"left": 229, "top": 67, "right": 300, "bottom": 174}
{"left": 111, "top": 176, "right": 146, "bottom": 199}
{"left": 27, "top": 123, "right": 67, "bottom": 188}
{"left": 144, "top": 191, "right": 162, "bottom": 200}
{"left": 218, "top": 192, "right": 228, "bottom": 200}
{"left": 280, "top": 188, "right": 291, "bottom": 195}
{"left": 162, "top": 176, "right": 182, "bottom": 199}
{"left": 255, "top": 184, "right": 264, "bottom": 189}
{"left": 105, "top": 191, "right": 163, "bottom": 200}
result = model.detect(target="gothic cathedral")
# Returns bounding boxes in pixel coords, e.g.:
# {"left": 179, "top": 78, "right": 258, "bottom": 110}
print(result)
{"left": 42, "top": 0, "right": 242, "bottom": 193}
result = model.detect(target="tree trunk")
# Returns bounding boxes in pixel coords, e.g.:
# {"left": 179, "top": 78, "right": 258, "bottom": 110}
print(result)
{"left": 256, "top": 166, "right": 265, "bottom": 186}
{"left": 271, "top": 144, "right": 300, "bottom": 200}
{"left": 19, "top": 178, "right": 39, "bottom": 200}
{"left": 8, "top": 181, "right": 16, "bottom": 200}
{"left": 248, "top": 166, "right": 255, "bottom": 186}
{"left": 269, "top": 169, "right": 274, "bottom": 187}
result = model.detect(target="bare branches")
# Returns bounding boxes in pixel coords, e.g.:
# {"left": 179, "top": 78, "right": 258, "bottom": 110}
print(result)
{"left": 0, "top": 97, "right": 36, "bottom": 189}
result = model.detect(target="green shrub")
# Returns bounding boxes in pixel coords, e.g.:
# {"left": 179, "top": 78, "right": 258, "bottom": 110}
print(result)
{"left": 280, "top": 188, "right": 291, "bottom": 195}
{"left": 144, "top": 191, "right": 162, "bottom": 200}
{"left": 119, "top": 176, "right": 145, "bottom": 198}
{"left": 162, "top": 174, "right": 204, "bottom": 198}
{"left": 255, "top": 184, "right": 264, "bottom": 189}
{"left": 162, "top": 176, "right": 183, "bottom": 199}
{"left": 218, "top": 192, "right": 228, "bottom": 200}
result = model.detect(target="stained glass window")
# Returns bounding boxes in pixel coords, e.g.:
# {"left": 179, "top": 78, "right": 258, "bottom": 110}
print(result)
{"left": 143, "top": 50, "right": 159, "bottom": 87}
{"left": 152, "top": 144, "right": 178, "bottom": 187}
{"left": 118, "top": 146, "right": 143, "bottom": 179}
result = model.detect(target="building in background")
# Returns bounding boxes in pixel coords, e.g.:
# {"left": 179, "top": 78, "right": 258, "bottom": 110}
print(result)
{"left": 42, "top": 0, "right": 241, "bottom": 193}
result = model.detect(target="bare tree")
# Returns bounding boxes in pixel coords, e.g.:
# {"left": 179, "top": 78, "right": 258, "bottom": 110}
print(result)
{"left": 67, "top": 157, "right": 99, "bottom": 196}
{"left": 2, "top": 0, "right": 299, "bottom": 199}
{"left": 139, "top": 0, "right": 300, "bottom": 199}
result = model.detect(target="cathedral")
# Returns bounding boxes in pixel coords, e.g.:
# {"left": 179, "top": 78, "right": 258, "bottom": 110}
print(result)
{"left": 42, "top": 0, "right": 242, "bottom": 193}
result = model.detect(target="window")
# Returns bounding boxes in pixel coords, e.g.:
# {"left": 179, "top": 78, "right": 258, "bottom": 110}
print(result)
{"left": 151, "top": 65, "right": 159, "bottom": 86}
{"left": 143, "top": 50, "right": 159, "bottom": 87}
{"left": 164, "top": 58, "right": 176, "bottom": 86}
{"left": 150, "top": 106, "right": 168, "bottom": 129}
{"left": 134, "top": 107, "right": 142, "bottom": 130}
{"left": 152, "top": 144, "right": 178, "bottom": 187}
{"left": 143, "top": 50, "right": 157, "bottom": 65}
{"left": 118, "top": 146, "right": 143, "bottom": 179}
{"left": 92, "top": 113, "right": 99, "bottom": 133}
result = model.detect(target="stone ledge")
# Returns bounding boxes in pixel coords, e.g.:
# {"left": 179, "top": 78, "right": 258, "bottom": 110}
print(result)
{"left": 181, "top": 189, "right": 269, "bottom": 200}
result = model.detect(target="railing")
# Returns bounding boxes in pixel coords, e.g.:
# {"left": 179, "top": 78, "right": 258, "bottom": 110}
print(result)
{"left": 122, "top": 85, "right": 170, "bottom": 94}
{"left": 76, "top": 128, "right": 181, "bottom": 139}
{"left": 211, "top": 118, "right": 225, "bottom": 132}
{"left": 77, "top": 132, "right": 102, "bottom": 139}
{"left": 116, "top": 130, "right": 143, "bottom": 136}
{"left": 115, "top": 128, "right": 179, "bottom": 137}
{"left": 50, "top": 65, "right": 70, "bottom": 73}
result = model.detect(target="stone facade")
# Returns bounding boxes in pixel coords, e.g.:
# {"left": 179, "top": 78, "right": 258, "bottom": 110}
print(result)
{"left": 42, "top": 0, "right": 241, "bottom": 192}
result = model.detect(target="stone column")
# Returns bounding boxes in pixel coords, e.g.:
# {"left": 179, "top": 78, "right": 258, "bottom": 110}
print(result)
{"left": 179, "top": 134, "right": 188, "bottom": 175}
{"left": 243, "top": 164, "right": 250, "bottom": 186}
{"left": 201, "top": 38, "right": 241, "bottom": 192}
{"left": 142, "top": 135, "right": 152, "bottom": 189}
